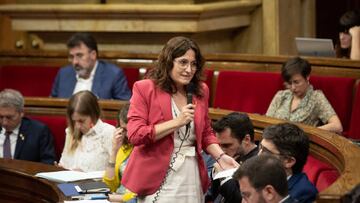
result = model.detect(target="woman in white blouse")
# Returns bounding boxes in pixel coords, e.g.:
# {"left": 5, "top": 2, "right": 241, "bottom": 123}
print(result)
{"left": 59, "top": 90, "right": 115, "bottom": 172}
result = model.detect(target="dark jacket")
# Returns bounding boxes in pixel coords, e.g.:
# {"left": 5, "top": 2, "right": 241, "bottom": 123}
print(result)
{"left": 14, "top": 117, "right": 56, "bottom": 164}
{"left": 51, "top": 60, "right": 131, "bottom": 100}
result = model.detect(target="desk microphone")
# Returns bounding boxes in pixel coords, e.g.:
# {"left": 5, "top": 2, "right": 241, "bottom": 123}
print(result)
{"left": 186, "top": 82, "right": 195, "bottom": 133}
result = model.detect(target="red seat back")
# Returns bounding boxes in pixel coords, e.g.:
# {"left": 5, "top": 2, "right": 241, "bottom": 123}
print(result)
{"left": 316, "top": 170, "right": 339, "bottom": 192}
{"left": 349, "top": 81, "right": 360, "bottom": 140}
{"left": 28, "top": 115, "right": 67, "bottom": 161}
{"left": 203, "top": 69, "right": 214, "bottom": 105}
{"left": 303, "top": 155, "right": 339, "bottom": 191}
{"left": 214, "top": 71, "right": 283, "bottom": 114}
{"left": 310, "top": 76, "right": 355, "bottom": 133}
{"left": 0, "top": 65, "right": 60, "bottom": 97}
{"left": 122, "top": 67, "right": 140, "bottom": 91}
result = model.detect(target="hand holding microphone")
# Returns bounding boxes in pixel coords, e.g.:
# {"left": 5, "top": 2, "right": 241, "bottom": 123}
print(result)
{"left": 176, "top": 82, "right": 195, "bottom": 128}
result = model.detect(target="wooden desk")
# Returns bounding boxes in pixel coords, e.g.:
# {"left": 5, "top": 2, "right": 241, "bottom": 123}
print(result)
{"left": 209, "top": 108, "right": 360, "bottom": 203}
{"left": 19, "top": 97, "right": 360, "bottom": 203}
{"left": 0, "top": 158, "right": 66, "bottom": 203}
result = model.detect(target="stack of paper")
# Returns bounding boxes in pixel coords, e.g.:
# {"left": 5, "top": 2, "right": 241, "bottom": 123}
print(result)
{"left": 213, "top": 168, "right": 237, "bottom": 180}
{"left": 35, "top": 170, "right": 104, "bottom": 183}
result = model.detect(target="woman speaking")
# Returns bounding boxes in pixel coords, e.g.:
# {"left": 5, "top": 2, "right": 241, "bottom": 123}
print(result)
{"left": 122, "top": 36, "right": 238, "bottom": 203}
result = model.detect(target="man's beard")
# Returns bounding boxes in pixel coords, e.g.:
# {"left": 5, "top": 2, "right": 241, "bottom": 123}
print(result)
{"left": 74, "top": 66, "right": 90, "bottom": 79}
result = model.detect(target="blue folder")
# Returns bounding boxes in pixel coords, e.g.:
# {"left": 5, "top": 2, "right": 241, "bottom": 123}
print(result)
{"left": 57, "top": 183, "right": 80, "bottom": 196}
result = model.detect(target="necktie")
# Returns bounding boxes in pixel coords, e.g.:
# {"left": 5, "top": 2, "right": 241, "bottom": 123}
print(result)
{"left": 3, "top": 131, "right": 12, "bottom": 159}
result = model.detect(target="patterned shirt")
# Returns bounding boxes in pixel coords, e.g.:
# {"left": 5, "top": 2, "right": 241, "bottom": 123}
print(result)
{"left": 266, "top": 85, "right": 337, "bottom": 127}
{"left": 59, "top": 119, "right": 115, "bottom": 172}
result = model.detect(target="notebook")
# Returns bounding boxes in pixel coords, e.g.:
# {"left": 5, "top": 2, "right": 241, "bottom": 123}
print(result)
{"left": 295, "top": 37, "right": 336, "bottom": 57}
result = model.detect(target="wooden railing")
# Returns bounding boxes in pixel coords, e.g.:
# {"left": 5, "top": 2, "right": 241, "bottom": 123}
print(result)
{"left": 23, "top": 97, "right": 360, "bottom": 203}
{"left": 2, "top": 50, "right": 360, "bottom": 78}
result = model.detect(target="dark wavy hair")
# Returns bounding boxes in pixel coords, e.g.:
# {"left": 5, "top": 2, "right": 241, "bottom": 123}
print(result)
{"left": 336, "top": 10, "right": 360, "bottom": 58}
{"left": 146, "top": 36, "right": 205, "bottom": 97}
{"left": 262, "top": 123, "right": 309, "bottom": 174}
{"left": 212, "top": 112, "right": 255, "bottom": 142}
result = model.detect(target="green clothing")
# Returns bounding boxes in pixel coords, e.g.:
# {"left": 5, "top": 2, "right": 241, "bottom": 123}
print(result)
{"left": 266, "top": 85, "right": 337, "bottom": 126}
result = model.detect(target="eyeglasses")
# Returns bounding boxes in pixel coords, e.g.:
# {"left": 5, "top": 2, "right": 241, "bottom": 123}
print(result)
{"left": 258, "top": 143, "right": 282, "bottom": 156}
{"left": 174, "top": 59, "right": 198, "bottom": 71}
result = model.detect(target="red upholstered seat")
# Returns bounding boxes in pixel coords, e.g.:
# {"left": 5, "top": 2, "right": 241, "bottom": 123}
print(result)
{"left": 204, "top": 69, "right": 214, "bottom": 105}
{"left": 213, "top": 71, "right": 283, "bottom": 114}
{"left": 122, "top": 67, "right": 140, "bottom": 91}
{"left": 103, "top": 119, "right": 117, "bottom": 127}
{"left": 349, "top": 81, "right": 360, "bottom": 140}
{"left": 29, "top": 116, "right": 117, "bottom": 161}
{"left": 0, "top": 65, "right": 60, "bottom": 97}
{"left": 303, "top": 155, "right": 339, "bottom": 191}
{"left": 204, "top": 69, "right": 214, "bottom": 93}
{"left": 316, "top": 170, "right": 339, "bottom": 192}
{"left": 310, "top": 76, "right": 355, "bottom": 134}
{"left": 28, "top": 115, "right": 67, "bottom": 161}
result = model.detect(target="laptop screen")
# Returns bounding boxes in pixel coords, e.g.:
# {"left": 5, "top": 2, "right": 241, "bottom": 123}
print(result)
{"left": 295, "top": 37, "right": 336, "bottom": 58}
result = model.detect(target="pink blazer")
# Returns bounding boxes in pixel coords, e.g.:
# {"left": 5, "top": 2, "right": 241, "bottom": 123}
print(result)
{"left": 122, "top": 79, "right": 218, "bottom": 195}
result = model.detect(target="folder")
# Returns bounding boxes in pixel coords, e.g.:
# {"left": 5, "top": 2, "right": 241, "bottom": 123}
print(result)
{"left": 57, "top": 183, "right": 80, "bottom": 196}
{"left": 77, "top": 181, "right": 110, "bottom": 193}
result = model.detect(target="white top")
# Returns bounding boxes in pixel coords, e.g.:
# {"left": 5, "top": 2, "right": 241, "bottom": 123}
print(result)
{"left": 73, "top": 61, "right": 98, "bottom": 95}
{"left": 0, "top": 125, "right": 20, "bottom": 158}
{"left": 59, "top": 119, "right": 115, "bottom": 172}
{"left": 139, "top": 98, "right": 202, "bottom": 203}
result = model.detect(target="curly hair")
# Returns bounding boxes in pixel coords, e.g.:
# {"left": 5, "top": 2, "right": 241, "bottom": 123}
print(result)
{"left": 146, "top": 36, "right": 206, "bottom": 97}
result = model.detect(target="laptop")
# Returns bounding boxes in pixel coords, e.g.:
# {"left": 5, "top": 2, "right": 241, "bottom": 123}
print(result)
{"left": 295, "top": 37, "right": 336, "bottom": 57}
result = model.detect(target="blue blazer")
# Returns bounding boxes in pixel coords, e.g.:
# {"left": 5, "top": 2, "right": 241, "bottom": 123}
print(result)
{"left": 51, "top": 60, "right": 131, "bottom": 100}
{"left": 14, "top": 117, "right": 56, "bottom": 164}
{"left": 288, "top": 173, "right": 318, "bottom": 203}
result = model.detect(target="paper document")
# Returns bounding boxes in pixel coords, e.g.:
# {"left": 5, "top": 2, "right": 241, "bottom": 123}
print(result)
{"left": 35, "top": 170, "right": 105, "bottom": 183}
{"left": 213, "top": 168, "right": 237, "bottom": 180}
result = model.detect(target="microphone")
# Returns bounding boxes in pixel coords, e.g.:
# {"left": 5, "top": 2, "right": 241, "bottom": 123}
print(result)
{"left": 186, "top": 82, "right": 195, "bottom": 133}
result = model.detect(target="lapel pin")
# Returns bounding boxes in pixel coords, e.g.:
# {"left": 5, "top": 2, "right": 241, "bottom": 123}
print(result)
{"left": 19, "top": 134, "right": 25, "bottom": 141}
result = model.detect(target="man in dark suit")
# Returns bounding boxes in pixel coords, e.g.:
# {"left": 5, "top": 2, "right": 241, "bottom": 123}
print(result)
{"left": 51, "top": 32, "right": 131, "bottom": 100}
{"left": 233, "top": 154, "right": 298, "bottom": 203}
{"left": 0, "top": 89, "right": 56, "bottom": 164}
{"left": 207, "top": 112, "right": 259, "bottom": 203}
{"left": 259, "top": 123, "right": 318, "bottom": 203}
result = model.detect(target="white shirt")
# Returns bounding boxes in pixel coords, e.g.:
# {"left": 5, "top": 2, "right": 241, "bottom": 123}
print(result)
{"left": 73, "top": 61, "right": 98, "bottom": 95}
{"left": 0, "top": 125, "right": 20, "bottom": 158}
{"left": 59, "top": 119, "right": 115, "bottom": 172}
{"left": 279, "top": 195, "right": 290, "bottom": 203}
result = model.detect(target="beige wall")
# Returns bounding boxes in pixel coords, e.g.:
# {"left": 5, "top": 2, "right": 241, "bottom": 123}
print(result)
{"left": 0, "top": 0, "right": 316, "bottom": 55}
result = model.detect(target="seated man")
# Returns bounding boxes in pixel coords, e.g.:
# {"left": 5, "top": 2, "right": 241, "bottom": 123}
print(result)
{"left": 259, "top": 123, "right": 318, "bottom": 203}
{"left": 51, "top": 32, "right": 131, "bottom": 100}
{"left": 0, "top": 89, "right": 56, "bottom": 164}
{"left": 233, "top": 154, "right": 298, "bottom": 203}
{"left": 207, "top": 112, "right": 259, "bottom": 203}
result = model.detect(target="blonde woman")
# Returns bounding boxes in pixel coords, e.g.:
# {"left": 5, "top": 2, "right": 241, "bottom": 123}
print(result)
{"left": 59, "top": 90, "right": 115, "bottom": 172}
